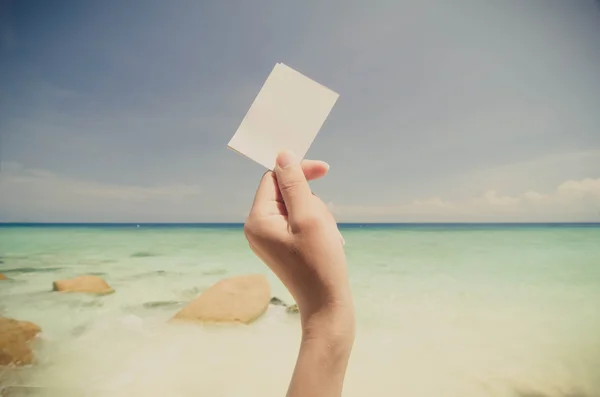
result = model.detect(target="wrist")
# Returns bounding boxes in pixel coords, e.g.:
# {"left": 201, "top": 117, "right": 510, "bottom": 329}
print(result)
{"left": 300, "top": 302, "right": 356, "bottom": 348}
{"left": 287, "top": 305, "right": 355, "bottom": 397}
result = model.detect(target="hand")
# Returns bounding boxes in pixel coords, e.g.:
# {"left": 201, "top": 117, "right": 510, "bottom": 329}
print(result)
{"left": 244, "top": 150, "right": 353, "bottom": 322}
{"left": 245, "top": 150, "right": 355, "bottom": 397}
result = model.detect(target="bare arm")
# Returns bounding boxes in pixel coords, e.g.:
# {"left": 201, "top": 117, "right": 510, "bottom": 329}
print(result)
{"left": 287, "top": 308, "right": 355, "bottom": 397}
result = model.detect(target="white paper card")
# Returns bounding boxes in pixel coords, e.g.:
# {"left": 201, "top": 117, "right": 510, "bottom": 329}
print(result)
{"left": 227, "top": 63, "right": 339, "bottom": 170}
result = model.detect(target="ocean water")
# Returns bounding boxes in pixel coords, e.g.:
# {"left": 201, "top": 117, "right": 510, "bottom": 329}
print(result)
{"left": 1, "top": 224, "right": 599, "bottom": 397}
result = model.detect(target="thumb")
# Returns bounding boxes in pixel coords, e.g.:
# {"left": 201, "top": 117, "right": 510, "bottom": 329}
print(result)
{"left": 274, "top": 150, "right": 313, "bottom": 220}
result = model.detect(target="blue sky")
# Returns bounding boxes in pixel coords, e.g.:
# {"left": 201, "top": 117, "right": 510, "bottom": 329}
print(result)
{"left": 1, "top": 0, "right": 599, "bottom": 222}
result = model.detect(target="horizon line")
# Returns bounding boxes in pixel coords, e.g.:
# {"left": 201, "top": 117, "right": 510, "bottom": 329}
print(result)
{"left": 1, "top": 222, "right": 599, "bottom": 226}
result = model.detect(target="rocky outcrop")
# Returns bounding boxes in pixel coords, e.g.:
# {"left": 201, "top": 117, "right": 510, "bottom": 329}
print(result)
{"left": 172, "top": 274, "right": 270, "bottom": 325}
{"left": 0, "top": 317, "right": 42, "bottom": 366}
{"left": 52, "top": 275, "right": 114, "bottom": 294}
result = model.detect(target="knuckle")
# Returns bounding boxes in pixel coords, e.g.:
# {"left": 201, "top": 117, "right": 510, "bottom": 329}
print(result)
{"left": 243, "top": 220, "right": 254, "bottom": 239}
{"left": 278, "top": 177, "right": 303, "bottom": 195}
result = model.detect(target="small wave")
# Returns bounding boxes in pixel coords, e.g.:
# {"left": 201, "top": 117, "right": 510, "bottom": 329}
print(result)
{"left": 142, "top": 300, "right": 184, "bottom": 309}
{"left": 0, "top": 254, "right": 30, "bottom": 260}
{"left": 78, "top": 259, "right": 116, "bottom": 266}
{"left": 0, "top": 267, "right": 64, "bottom": 274}
{"left": 130, "top": 252, "right": 160, "bottom": 258}
{"left": 86, "top": 271, "right": 108, "bottom": 276}
{"left": 122, "top": 301, "right": 185, "bottom": 317}
{"left": 66, "top": 299, "right": 104, "bottom": 308}
{"left": 5, "top": 291, "right": 54, "bottom": 299}
{"left": 180, "top": 286, "right": 208, "bottom": 300}
{"left": 50, "top": 295, "right": 106, "bottom": 309}
{"left": 120, "top": 270, "right": 168, "bottom": 280}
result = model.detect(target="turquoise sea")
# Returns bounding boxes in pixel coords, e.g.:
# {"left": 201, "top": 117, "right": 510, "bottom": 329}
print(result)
{"left": 1, "top": 224, "right": 599, "bottom": 397}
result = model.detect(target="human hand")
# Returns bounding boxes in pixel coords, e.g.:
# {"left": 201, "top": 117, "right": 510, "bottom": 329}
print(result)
{"left": 244, "top": 151, "right": 353, "bottom": 323}
{"left": 245, "top": 150, "right": 355, "bottom": 397}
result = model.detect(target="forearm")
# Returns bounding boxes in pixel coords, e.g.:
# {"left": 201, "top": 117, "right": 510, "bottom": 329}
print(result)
{"left": 286, "top": 308, "right": 355, "bottom": 397}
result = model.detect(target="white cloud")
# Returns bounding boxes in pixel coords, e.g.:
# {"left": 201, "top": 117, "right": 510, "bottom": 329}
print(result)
{"left": 1, "top": 162, "right": 599, "bottom": 223}
{"left": 450, "top": 150, "right": 600, "bottom": 199}
{"left": 0, "top": 162, "right": 204, "bottom": 222}
{"left": 330, "top": 178, "right": 600, "bottom": 222}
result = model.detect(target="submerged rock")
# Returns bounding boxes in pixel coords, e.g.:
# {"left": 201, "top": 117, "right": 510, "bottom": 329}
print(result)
{"left": 286, "top": 304, "right": 299, "bottom": 314}
{"left": 52, "top": 275, "right": 114, "bottom": 294}
{"left": 0, "top": 317, "right": 42, "bottom": 366}
{"left": 172, "top": 274, "right": 270, "bottom": 325}
{"left": 0, "top": 273, "right": 6, "bottom": 280}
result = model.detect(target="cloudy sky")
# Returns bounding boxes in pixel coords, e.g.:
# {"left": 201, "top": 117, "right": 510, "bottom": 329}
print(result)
{"left": 1, "top": 0, "right": 599, "bottom": 222}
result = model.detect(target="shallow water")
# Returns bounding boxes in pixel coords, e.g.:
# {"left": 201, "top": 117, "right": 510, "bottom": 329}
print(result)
{"left": 1, "top": 224, "right": 599, "bottom": 396}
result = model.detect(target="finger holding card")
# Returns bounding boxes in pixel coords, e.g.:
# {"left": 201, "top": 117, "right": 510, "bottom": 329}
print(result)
{"left": 301, "top": 159, "right": 330, "bottom": 181}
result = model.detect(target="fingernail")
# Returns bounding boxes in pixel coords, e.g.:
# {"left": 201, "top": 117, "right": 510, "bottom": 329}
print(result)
{"left": 323, "top": 162, "right": 330, "bottom": 171}
{"left": 277, "top": 150, "right": 299, "bottom": 169}
{"left": 339, "top": 232, "right": 345, "bottom": 246}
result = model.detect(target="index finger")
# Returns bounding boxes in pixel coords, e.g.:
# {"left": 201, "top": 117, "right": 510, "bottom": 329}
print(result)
{"left": 251, "top": 171, "right": 281, "bottom": 209}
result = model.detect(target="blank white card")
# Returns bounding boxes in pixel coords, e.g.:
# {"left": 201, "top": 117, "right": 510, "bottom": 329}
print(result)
{"left": 227, "top": 63, "right": 339, "bottom": 170}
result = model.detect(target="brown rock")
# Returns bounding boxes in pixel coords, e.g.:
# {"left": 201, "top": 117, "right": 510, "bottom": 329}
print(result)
{"left": 0, "top": 317, "right": 42, "bottom": 366}
{"left": 0, "top": 273, "right": 6, "bottom": 280}
{"left": 286, "top": 304, "right": 299, "bottom": 314}
{"left": 172, "top": 274, "right": 270, "bottom": 325}
{"left": 52, "top": 275, "right": 114, "bottom": 294}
